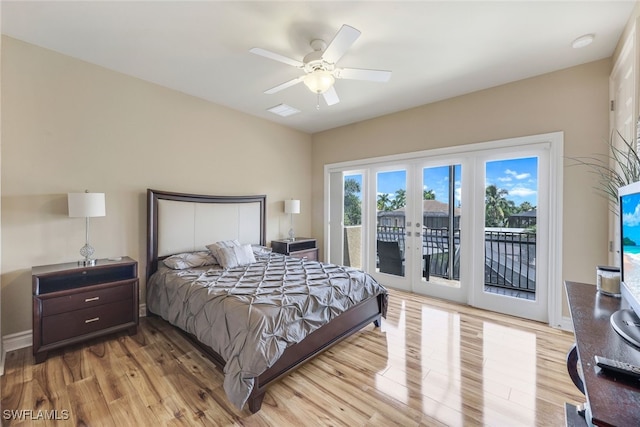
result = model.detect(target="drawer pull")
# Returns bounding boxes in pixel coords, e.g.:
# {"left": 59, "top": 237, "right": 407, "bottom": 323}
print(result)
{"left": 85, "top": 317, "right": 100, "bottom": 324}
{"left": 84, "top": 296, "right": 100, "bottom": 302}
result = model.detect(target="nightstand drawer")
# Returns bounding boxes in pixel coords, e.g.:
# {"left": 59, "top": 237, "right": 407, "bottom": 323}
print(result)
{"left": 41, "top": 300, "right": 134, "bottom": 345}
{"left": 290, "top": 248, "right": 318, "bottom": 261}
{"left": 41, "top": 281, "right": 136, "bottom": 317}
{"left": 271, "top": 238, "right": 318, "bottom": 261}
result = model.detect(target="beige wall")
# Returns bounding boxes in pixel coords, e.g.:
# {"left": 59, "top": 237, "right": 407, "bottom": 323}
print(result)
{"left": 1, "top": 37, "right": 312, "bottom": 336}
{"left": 0, "top": 35, "right": 617, "bottom": 335}
{"left": 311, "top": 59, "right": 612, "bottom": 316}
{"left": 613, "top": 1, "right": 640, "bottom": 66}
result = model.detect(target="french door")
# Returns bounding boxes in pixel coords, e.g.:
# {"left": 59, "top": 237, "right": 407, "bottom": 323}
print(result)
{"left": 471, "top": 148, "right": 549, "bottom": 322}
{"left": 369, "top": 160, "right": 468, "bottom": 303}
{"left": 325, "top": 133, "right": 562, "bottom": 323}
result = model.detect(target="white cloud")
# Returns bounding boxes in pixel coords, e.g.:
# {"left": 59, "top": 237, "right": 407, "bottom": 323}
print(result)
{"left": 505, "top": 169, "right": 531, "bottom": 180}
{"left": 509, "top": 186, "right": 536, "bottom": 197}
{"left": 623, "top": 203, "right": 640, "bottom": 226}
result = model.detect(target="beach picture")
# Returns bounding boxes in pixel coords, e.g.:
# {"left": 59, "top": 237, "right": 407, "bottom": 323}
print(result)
{"left": 622, "top": 191, "right": 640, "bottom": 288}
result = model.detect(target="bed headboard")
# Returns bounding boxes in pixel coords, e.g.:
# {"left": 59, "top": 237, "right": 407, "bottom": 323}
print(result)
{"left": 146, "top": 189, "right": 266, "bottom": 279}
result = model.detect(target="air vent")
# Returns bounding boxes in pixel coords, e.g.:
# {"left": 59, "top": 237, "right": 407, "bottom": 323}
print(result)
{"left": 267, "top": 104, "right": 300, "bottom": 117}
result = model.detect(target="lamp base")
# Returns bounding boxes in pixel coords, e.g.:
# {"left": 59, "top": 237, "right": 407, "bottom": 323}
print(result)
{"left": 78, "top": 258, "right": 97, "bottom": 267}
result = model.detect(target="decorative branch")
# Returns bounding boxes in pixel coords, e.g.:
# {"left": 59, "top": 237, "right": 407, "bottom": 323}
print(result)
{"left": 567, "top": 129, "right": 640, "bottom": 214}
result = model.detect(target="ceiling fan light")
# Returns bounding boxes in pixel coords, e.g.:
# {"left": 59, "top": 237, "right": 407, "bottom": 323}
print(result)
{"left": 303, "top": 70, "right": 335, "bottom": 94}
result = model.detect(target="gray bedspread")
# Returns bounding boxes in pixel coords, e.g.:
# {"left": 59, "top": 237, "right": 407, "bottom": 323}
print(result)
{"left": 146, "top": 251, "right": 387, "bottom": 410}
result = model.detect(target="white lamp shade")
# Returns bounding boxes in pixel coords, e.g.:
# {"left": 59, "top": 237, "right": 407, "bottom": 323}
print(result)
{"left": 303, "top": 71, "right": 335, "bottom": 94}
{"left": 68, "top": 192, "right": 106, "bottom": 218}
{"left": 284, "top": 199, "right": 301, "bottom": 214}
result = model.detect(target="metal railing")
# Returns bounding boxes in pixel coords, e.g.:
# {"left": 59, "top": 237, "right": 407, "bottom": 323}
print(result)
{"left": 374, "top": 225, "right": 536, "bottom": 293}
{"left": 484, "top": 230, "right": 536, "bottom": 293}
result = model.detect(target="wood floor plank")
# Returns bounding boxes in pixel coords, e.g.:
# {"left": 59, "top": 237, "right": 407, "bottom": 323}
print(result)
{"left": 1, "top": 288, "right": 585, "bottom": 426}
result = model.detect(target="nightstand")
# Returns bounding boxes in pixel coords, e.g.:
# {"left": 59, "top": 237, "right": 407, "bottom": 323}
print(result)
{"left": 32, "top": 257, "right": 139, "bottom": 363}
{"left": 271, "top": 238, "right": 318, "bottom": 261}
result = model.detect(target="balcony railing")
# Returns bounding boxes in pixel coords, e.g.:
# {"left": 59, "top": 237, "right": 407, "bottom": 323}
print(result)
{"left": 374, "top": 225, "right": 536, "bottom": 293}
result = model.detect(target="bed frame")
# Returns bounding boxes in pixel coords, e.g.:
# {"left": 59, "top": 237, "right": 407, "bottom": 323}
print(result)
{"left": 146, "top": 189, "right": 384, "bottom": 413}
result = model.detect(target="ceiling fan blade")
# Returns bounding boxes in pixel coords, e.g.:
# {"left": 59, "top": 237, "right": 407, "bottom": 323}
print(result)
{"left": 322, "top": 86, "right": 340, "bottom": 106}
{"left": 264, "top": 76, "right": 305, "bottom": 94}
{"left": 335, "top": 67, "right": 392, "bottom": 82}
{"left": 322, "top": 25, "right": 361, "bottom": 64}
{"left": 250, "top": 47, "right": 303, "bottom": 68}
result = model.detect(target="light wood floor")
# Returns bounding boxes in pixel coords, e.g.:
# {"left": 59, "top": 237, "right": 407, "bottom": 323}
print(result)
{"left": 1, "top": 288, "right": 584, "bottom": 426}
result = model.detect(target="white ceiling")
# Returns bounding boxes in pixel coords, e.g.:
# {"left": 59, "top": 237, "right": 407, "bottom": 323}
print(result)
{"left": 2, "top": 1, "right": 636, "bottom": 134}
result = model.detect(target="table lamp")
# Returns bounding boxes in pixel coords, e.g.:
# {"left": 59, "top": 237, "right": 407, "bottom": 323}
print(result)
{"left": 68, "top": 191, "right": 106, "bottom": 266}
{"left": 284, "top": 199, "right": 300, "bottom": 241}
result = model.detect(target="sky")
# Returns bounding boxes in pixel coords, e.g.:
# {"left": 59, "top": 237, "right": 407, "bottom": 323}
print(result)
{"left": 485, "top": 157, "right": 538, "bottom": 206}
{"left": 346, "top": 157, "right": 538, "bottom": 206}
{"left": 622, "top": 192, "right": 640, "bottom": 245}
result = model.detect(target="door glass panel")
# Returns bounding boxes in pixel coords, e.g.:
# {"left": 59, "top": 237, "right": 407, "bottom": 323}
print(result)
{"left": 343, "top": 173, "right": 363, "bottom": 268}
{"left": 484, "top": 157, "right": 538, "bottom": 300}
{"left": 421, "top": 165, "right": 461, "bottom": 288}
{"left": 376, "top": 170, "right": 406, "bottom": 277}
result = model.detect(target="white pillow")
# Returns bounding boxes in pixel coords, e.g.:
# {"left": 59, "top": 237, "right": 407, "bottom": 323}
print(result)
{"left": 206, "top": 240, "right": 241, "bottom": 263}
{"left": 163, "top": 251, "right": 218, "bottom": 270}
{"left": 216, "top": 244, "right": 256, "bottom": 269}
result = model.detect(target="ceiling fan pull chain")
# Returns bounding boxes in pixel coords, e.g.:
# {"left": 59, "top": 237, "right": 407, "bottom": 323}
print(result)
{"left": 316, "top": 93, "right": 321, "bottom": 110}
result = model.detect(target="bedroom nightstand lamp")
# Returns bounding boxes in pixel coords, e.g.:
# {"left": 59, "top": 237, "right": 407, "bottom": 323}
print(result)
{"left": 68, "top": 191, "right": 106, "bottom": 266}
{"left": 284, "top": 199, "right": 300, "bottom": 241}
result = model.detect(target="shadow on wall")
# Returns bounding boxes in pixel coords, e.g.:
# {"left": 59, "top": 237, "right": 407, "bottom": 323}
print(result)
{"left": 2, "top": 193, "right": 81, "bottom": 335}
{"left": 344, "top": 226, "right": 362, "bottom": 269}
{"left": 1, "top": 269, "right": 33, "bottom": 334}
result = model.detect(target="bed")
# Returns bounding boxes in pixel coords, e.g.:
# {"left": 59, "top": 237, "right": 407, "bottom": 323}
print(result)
{"left": 145, "top": 189, "right": 388, "bottom": 413}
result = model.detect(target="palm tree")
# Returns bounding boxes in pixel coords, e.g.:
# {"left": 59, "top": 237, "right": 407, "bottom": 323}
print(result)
{"left": 377, "top": 193, "right": 392, "bottom": 211}
{"left": 392, "top": 189, "right": 406, "bottom": 210}
{"left": 518, "top": 201, "right": 535, "bottom": 212}
{"left": 485, "top": 185, "right": 511, "bottom": 227}
{"left": 423, "top": 189, "right": 435, "bottom": 200}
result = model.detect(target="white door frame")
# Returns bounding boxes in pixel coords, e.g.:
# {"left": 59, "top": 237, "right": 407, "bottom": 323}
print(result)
{"left": 324, "top": 132, "right": 564, "bottom": 326}
{"left": 470, "top": 146, "right": 550, "bottom": 322}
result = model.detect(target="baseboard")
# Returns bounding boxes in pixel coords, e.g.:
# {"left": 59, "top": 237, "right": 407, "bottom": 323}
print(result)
{"left": 139, "top": 303, "right": 147, "bottom": 318}
{"left": 3, "top": 329, "right": 33, "bottom": 353}
{"left": 1, "top": 329, "right": 33, "bottom": 374}
{"left": 1, "top": 330, "right": 32, "bottom": 375}
{"left": 557, "top": 315, "right": 573, "bottom": 332}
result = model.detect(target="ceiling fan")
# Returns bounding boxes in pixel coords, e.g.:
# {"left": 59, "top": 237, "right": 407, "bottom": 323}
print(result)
{"left": 250, "top": 24, "right": 392, "bottom": 107}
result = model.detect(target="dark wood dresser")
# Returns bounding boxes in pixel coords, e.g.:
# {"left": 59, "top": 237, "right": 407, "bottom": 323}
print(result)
{"left": 32, "top": 257, "right": 139, "bottom": 363}
{"left": 565, "top": 280, "right": 640, "bottom": 426}
{"left": 271, "top": 238, "right": 318, "bottom": 261}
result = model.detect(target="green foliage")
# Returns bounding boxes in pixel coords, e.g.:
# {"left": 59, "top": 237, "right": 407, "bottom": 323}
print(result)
{"left": 485, "top": 185, "right": 511, "bottom": 227}
{"left": 392, "top": 189, "right": 406, "bottom": 210}
{"left": 377, "top": 189, "right": 407, "bottom": 211}
{"left": 423, "top": 189, "right": 435, "bottom": 200}
{"left": 344, "top": 178, "right": 362, "bottom": 226}
{"left": 485, "top": 185, "right": 537, "bottom": 227}
{"left": 377, "top": 193, "right": 392, "bottom": 211}
{"left": 568, "top": 130, "right": 640, "bottom": 213}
